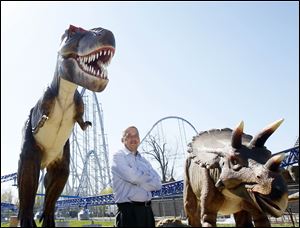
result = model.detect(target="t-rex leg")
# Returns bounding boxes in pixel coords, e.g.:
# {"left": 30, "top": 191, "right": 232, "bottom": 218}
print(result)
{"left": 18, "top": 114, "right": 42, "bottom": 227}
{"left": 40, "top": 140, "right": 70, "bottom": 227}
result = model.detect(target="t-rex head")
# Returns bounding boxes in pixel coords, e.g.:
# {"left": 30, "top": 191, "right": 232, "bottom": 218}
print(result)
{"left": 56, "top": 25, "right": 115, "bottom": 92}
{"left": 188, "top": 119, "right": 288, "bottom": 217}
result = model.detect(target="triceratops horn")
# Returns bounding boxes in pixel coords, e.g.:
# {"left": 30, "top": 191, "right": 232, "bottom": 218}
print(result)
{"left": 231, "top": 121, "right": 244, "bottom": 148}
{"left": 264, "top": 153, "right": 285, "bottom": 172}
{"left": 249, "top": 118, "right": 284, "bottom": 148}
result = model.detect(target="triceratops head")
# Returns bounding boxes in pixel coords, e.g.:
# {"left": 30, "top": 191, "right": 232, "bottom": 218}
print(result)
{"left": 56, "top": 25, "right": 115, "bottom": 92}
{"left": 188, "top": 119, "right": 288, "bottom": 217}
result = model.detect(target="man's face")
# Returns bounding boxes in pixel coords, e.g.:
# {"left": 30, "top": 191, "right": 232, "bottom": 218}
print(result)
{"left": 123, "top": 127, "right": 140, "bottom": 153}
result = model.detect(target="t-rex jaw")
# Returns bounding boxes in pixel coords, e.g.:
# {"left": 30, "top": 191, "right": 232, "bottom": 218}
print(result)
{"left": 75, "top": 46, "right": 115, "bottom": 78}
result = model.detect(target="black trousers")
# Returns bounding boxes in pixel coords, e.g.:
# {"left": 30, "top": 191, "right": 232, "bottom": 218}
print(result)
{"left": 116, "top": 202, "right": 155, "bottom": 227}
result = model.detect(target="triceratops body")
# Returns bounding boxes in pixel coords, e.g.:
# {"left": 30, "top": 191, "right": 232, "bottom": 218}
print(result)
{"left": 184, "top": 119, "right": 288, "bottom": 227}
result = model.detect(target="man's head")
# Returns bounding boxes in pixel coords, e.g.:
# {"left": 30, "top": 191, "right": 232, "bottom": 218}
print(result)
{"left": 121, "top": 126, "right": 140, "bottom": 153}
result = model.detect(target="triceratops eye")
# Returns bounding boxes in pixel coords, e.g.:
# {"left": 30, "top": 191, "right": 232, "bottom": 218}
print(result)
{"left": 230, "top": 155, "right": 238, "bottom": 165}
{"left": 230, "top": 156, "right": 242, "bottom": 171}
{"left": 231, "top": 158, "right": 238, "bottom": 165}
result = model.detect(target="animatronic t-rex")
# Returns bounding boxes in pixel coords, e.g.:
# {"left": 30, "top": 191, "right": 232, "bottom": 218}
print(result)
{"left": 184, "top": 119, "right": 288, "bottom": 227}
{"left": 17, "top": 25, "right": 115, "bottom": 227}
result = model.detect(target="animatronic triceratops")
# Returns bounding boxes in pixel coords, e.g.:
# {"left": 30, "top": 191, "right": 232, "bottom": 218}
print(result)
{"left": 17, "top": 25, "right": 115, "bottom": 227}
{"left": 184, "top": 119, "right": 288, "bottom": 227}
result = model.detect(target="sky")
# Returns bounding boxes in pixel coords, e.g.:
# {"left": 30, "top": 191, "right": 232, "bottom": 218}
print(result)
{"left": 1, "top": 2, "right": 299, "bottom": 196}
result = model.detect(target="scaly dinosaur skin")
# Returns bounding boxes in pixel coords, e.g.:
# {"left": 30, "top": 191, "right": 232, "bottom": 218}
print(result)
{"left": 17, "top": 25, "right": 115, "bottom": 227}
{"left": 184, "top": 120, "right": 288, "bottom": 227}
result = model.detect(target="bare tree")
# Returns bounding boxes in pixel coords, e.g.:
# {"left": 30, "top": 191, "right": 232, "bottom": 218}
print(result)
{"left": 141, "top": 135, "right": 178, "bottom": 183}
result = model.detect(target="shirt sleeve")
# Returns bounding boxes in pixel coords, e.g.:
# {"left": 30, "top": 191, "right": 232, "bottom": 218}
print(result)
{"left": 138, "top": 158, "right": 162, "bottom": 191}
{"left": 111, "top": 151, "right": 152, "bottom": 186}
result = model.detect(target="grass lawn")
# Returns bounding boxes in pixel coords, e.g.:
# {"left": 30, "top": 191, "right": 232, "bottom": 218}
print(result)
{"left": 1, "top": 219, "right": 115, "bottom": 227}
{"left": 1, "top": 220, "right": 298, "bottom": 227}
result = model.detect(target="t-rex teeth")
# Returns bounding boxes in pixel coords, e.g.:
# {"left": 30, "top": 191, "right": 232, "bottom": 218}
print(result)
{"left": 103, "top": 68, "right": 108, "bottom": 79}
{"left": 76, "top": 47, "right": 114, "bottom": 78}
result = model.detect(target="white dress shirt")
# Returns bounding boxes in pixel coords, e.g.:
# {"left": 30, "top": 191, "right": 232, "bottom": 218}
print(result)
{"left": 111, "top": 147, "right": 162, "bottom": 203}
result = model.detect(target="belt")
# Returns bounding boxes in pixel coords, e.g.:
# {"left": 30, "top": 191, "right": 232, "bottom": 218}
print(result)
{"left": 131, "top": 201, "right": 151, "bottom": 207}
{"left": 118, "top": 201, "right": 151, "bottom": 207}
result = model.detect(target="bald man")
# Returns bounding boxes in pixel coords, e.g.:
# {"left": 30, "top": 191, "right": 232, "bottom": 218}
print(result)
{"left": 111, "top": 126, "right": 162, "bottom": 227}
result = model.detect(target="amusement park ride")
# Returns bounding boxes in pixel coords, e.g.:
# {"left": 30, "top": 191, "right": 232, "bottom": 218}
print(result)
{"left": 1, "top": 90, "right": 299, "bottom": 210}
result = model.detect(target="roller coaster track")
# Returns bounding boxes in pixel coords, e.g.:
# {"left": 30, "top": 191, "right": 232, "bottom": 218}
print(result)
{"left": 1, "top": 116, "right": 298, "bottom": 209}
{"left": 2, "top": 147, "right": 298, "bottom": 210}
{"left": 140, "top": 116, "right": 198, "bottom": 144}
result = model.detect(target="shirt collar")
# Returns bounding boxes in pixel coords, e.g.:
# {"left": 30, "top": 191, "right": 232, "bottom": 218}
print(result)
{"left": 123, "top": 147, "right": 141, "bottom": 157}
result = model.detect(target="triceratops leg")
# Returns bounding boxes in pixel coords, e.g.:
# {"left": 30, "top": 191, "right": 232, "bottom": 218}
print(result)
{"left": 184, "top": 157, "right": 201, "bottom": 227}
{"left": 252, "top": 213, "right": 270, "bottom": 227}
{"left": 233, "top": 210, "right": 254, "bottom": 227}
{"left": 40, "top": 140, "right": 70, "bottom": 227}
{"left": 200, "top": 169, "right": 224, "bottom": 227}
{"left": 184, "top": 181, "right": 201, "bottom": 227}
{"left": 17, "top": 118, "right": 42, "bottom": 227}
